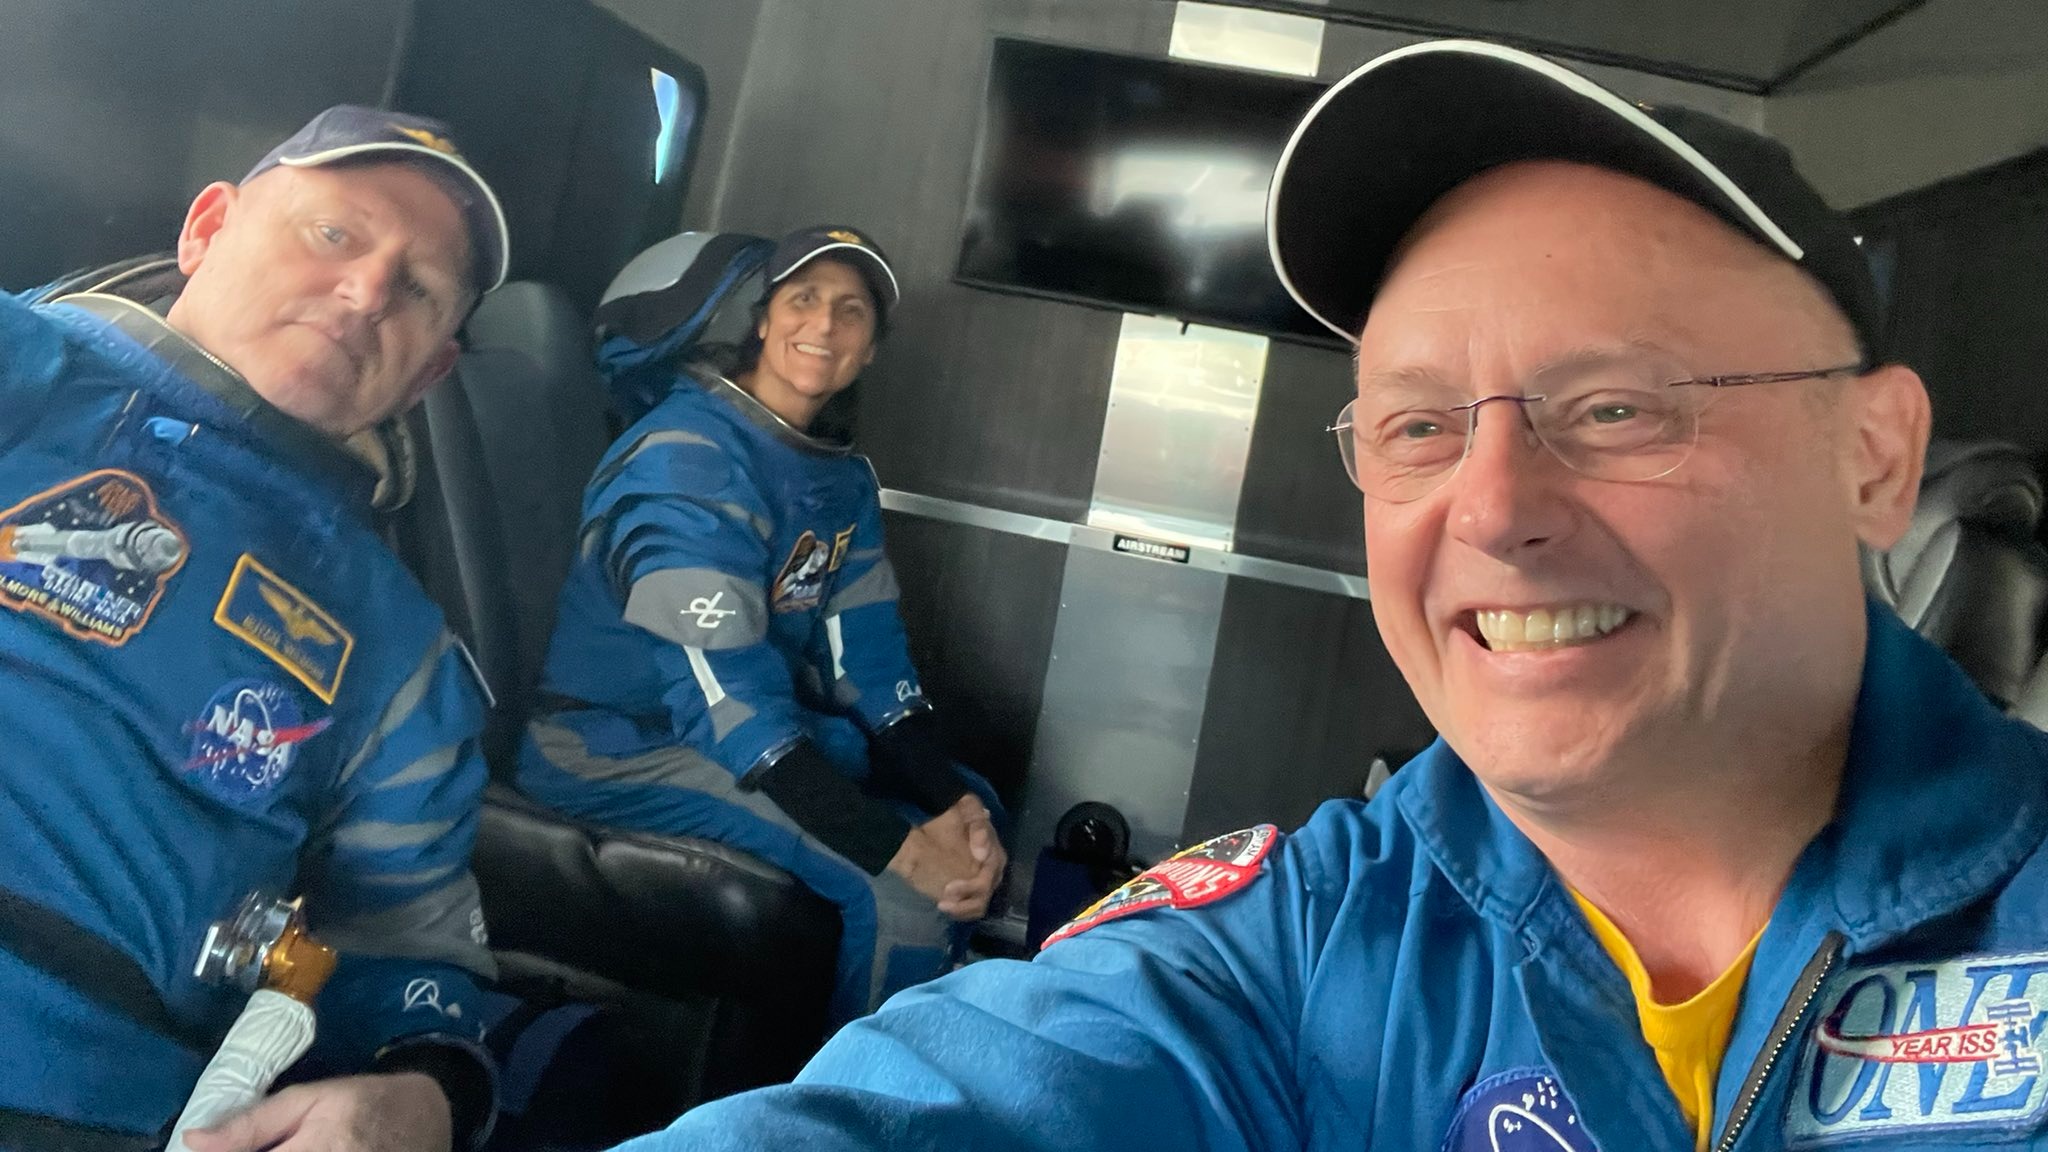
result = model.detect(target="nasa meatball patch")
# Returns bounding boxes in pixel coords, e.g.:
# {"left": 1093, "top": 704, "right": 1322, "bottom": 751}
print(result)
{"left": 0, "top": 469, "right": 188, "bottom": 645}
{"left": 185, "top": 679, "right": 332, "bottom": 801}
{"left": 1786, "top": 951, "right": 2048, "bottom": 1146}
{"left": 1441, "top": 1068, "right": 1595, "bottom": 1151}
{"left": 1040, "top": 824, "right": 1278, "bottom": 949}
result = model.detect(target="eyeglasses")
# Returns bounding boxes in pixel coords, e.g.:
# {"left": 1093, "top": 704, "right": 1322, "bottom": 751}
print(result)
{"left": 1327, "top": 363, "right": 1867, "bottom": 503}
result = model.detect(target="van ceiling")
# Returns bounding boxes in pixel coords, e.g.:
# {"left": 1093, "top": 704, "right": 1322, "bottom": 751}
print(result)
{"left": 1239, "top": 0, "right": 2012, "bottom": 94}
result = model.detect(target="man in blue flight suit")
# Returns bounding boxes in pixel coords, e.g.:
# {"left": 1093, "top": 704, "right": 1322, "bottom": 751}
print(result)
{"left": 1, "top": 107, "right": 513, "bottom": 1152}
{"left": 626, "top": 40, "right": 2048, "bottom": 1152}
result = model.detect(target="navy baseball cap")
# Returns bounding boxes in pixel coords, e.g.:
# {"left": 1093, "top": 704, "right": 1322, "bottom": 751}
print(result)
{"left": 1267, "top": 40, "right": 1882, "bottom": 359}
{"left": 764, "top": 225, "right": 900, "bottom": 321}
{"left": 245, "top": 105, "right": 510, "bottom": 292}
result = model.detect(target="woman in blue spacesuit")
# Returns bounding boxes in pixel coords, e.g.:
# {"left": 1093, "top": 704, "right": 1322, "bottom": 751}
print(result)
{"left": 520, "top": 225, "right": 1006, "bottom": 1024}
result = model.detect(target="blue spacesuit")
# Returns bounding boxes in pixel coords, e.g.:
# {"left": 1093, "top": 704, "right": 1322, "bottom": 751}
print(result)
{"left": 630, "top": 601, "right": 2048, "bottom": 1151}
{"left": 0, "top": 286, "right": 498, "bottom": 1144}
{"left": 519, "top": 361, "right": 998, "bottom": 1024}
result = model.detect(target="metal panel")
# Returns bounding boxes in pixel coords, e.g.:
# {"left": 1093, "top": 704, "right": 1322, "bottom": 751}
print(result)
{"left": 1200, "top": 0, "right": 1914, "bottom": 93}
{"left": 1088, "top": 315, "right": 1269, "bottom": 551}
{"left": 1234, "top": 335, "right": 1367, "bottom": 576}
{"left": 1170, "top": 2, "right": 1325, "bottom": 76}
{"left": 1184, "top": 577, "right": 1435, "bottom": 844}
{"left": 1015, "top": 546, "right": 1229, "bottom": 886}
{"left": 880, "top": 489, "right": 1370, "bottom": 601}
{"left": 880, "top": 511, "right": 1069, "bottom": 804}
{"left": 704, "top": 0, "right": 1180, "bottom": 524}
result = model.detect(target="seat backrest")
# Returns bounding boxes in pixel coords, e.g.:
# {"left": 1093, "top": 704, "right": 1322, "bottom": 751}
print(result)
{"left": 397, "top": 281, "right": 613, "bottom": 770}
{"left": 394, "top": 280, "right": 846, "bottom": 1113}
{"left": 1865, "top": 439, "right": 2048, "bottom": 709}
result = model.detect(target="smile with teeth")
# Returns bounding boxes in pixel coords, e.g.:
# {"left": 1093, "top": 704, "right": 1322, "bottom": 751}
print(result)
{"left": 794, "top": 342, "right": 832, "bottom": 358}
{"left": 1473, "top": 604, "right": 1631, "bottom": 651}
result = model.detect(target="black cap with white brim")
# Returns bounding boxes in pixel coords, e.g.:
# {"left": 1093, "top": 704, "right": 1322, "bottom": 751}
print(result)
{"left": 1266, "top": 40, "right": 1882, "bottom": 357}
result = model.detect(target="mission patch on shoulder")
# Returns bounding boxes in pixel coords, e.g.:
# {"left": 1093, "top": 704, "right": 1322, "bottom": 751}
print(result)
{"left": 1041, "top": 824, "right": 1280, "bottom": 949}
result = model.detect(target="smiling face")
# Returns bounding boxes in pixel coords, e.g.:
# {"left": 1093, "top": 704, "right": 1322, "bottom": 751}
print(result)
{"left": 742, "top": 258, "right": 879, "bottom": 429}
{"left": 165, "top": 160, "right": 474, "bottom": 437}
{"left": 1357, "top": 160, "right": 1927, "bottom": 807}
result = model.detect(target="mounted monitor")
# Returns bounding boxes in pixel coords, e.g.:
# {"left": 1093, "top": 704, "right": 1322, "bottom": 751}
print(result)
{"left": 956, "top": 38, "right": 1335, "bottom": 346}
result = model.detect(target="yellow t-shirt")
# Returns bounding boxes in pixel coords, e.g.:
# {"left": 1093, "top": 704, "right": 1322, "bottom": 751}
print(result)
{"left": 1572, "top": 893, "right": 1763, "bottom": 1152}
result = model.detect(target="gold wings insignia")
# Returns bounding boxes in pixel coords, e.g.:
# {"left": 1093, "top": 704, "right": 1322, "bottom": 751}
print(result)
{"left": 394, "top": 125, "right": 458, "bottom": 155}
{"left": 259, "top": 584, "right": 336, "bottom": 645}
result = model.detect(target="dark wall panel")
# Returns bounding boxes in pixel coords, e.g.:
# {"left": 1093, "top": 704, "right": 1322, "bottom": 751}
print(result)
{"left": 1236, "top": 336, "right": 1367, "bottom": 575}
{"left": 1184, "top": 579, "right": 1433, "bottom": 842}
{"left": 704, "top": 0, "right": 1179, "bottom": 522}
{"left": 881, "top": 512, "right": 1066, "bottom": 805}
{"left": 1, "top": 0, "right": 411, "bottom": 287}
{"left": 593, "top": 0, "right": 767, "bottom": 233}
{"left": 1852, "top": 148, "right": 2048, "bottom": 452}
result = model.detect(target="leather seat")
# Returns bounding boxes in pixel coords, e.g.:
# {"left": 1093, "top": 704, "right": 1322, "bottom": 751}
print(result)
{"left": 1865, "top": 439, "right": 2048, "bottom": 715}
{"left": 390, "top": 281, "right": 841, "bottom": 1108}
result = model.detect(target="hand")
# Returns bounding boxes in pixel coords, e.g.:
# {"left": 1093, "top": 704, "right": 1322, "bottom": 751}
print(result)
{"left": 184, "top": 1072, "right": 452, "bottom": 1152}
{"left": 886, "top": 803, "right": 982, "bottom": 909}
{"left": 937, "top": 795, "right": 1006, "bottom": 923}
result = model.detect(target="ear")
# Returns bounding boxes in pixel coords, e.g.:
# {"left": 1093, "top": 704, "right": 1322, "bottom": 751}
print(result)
{"left": 1844, "top": 363, "right": 1932, "bottom": 552}
{"left": 175, "top": 182, "right": 241, "bottom": 276}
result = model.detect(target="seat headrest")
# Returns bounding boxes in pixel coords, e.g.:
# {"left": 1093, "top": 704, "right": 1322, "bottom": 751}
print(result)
{"left": 590, "top": 231, "right": 774, "bottom": 424}
{"left": 1869, "top": 440, "right": 2044, "bottom": 607}
{"left": 463, "top": 281, "right": 589, "bottom": 365}
{"left": 1898, "top": 440, "right": 2043, "bottom": 566}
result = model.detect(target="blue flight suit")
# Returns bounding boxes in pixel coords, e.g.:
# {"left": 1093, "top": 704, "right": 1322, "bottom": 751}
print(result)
{"left": 0, "top": 288, "right": 498, "bottom": 1141}
{"left": 629, "top": 600, "right": 2048, "bottom": 1151}
{"left": 519, "top": 364, "right": 999, "bottom": 1024}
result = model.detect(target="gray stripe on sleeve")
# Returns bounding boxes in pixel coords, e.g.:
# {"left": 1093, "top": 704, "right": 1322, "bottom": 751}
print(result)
{"left": 372, "top": 744, "right": 463, "bottom": 791}
{"left": 357, "top": 861, "right": 464, "bottom": 888}
{"left": 315, "top": 873, "right": 497, "bottom": 979}
{"left": 823, "top": 559, "right": 902, "bottom": 617}
{"left": 587, "top": 429, "right": 721, "bottom": 494}
{"left": 338, "top": 632, "right": 454, "bottom": 790}
{"left": 332, "top": 818, "right": 457, "bottom": 852}
{"left": 626, "top": 568, "right": 770, "bottom": 650}
{"left": 709, "top": 695, "right": 757, "bottom": 741}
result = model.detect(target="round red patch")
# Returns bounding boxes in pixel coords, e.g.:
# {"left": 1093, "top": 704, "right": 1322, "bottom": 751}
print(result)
{"left": 1041, "top": 824, "right": 1280, "bottom": 949}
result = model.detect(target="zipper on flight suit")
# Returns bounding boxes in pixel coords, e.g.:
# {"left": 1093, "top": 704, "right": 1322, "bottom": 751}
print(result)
{"left": 1713, "top": 931, "right": 1845, "bottom": 1152}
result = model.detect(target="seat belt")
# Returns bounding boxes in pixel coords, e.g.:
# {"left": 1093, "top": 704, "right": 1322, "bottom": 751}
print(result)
{"left": 0, "top": 886, "right": 214, "bottom": 1053}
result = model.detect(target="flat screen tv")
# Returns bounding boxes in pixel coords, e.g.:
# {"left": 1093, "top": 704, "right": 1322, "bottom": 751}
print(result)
{"left": 957, "top": 38, "right": 1335, "bottom": 345}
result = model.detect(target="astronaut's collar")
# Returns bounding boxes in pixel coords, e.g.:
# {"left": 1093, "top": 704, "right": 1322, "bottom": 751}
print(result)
{"left": 52, "top": 292, "right": 375, "bottom": 496}
{"left": 689, "top": 363, "right": 852, "bottom": 458}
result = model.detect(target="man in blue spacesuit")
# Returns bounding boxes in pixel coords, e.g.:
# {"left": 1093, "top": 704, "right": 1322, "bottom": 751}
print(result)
{"left": 519, "top": 226, "right": 1006, "bottom": 1025}
{"left": 627, "top": 40, "right": 2048, "bottom": 1152}
{"left": 0, "top": 106, "right": 512, "bottom": 1152}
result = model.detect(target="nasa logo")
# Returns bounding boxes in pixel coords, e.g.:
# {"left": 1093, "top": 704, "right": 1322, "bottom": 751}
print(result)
{"left": 1041, "top": 825, "right": 1278, "bottom": 949}
{"left": 1440, "top": 1068, "right": 1594, "bottom": 1151}
{"left": 1787, "top": 952, "right": 2048, "bottom": 1146}
{"left": 185, "top": 680, "right": 331, "bottom": 800}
